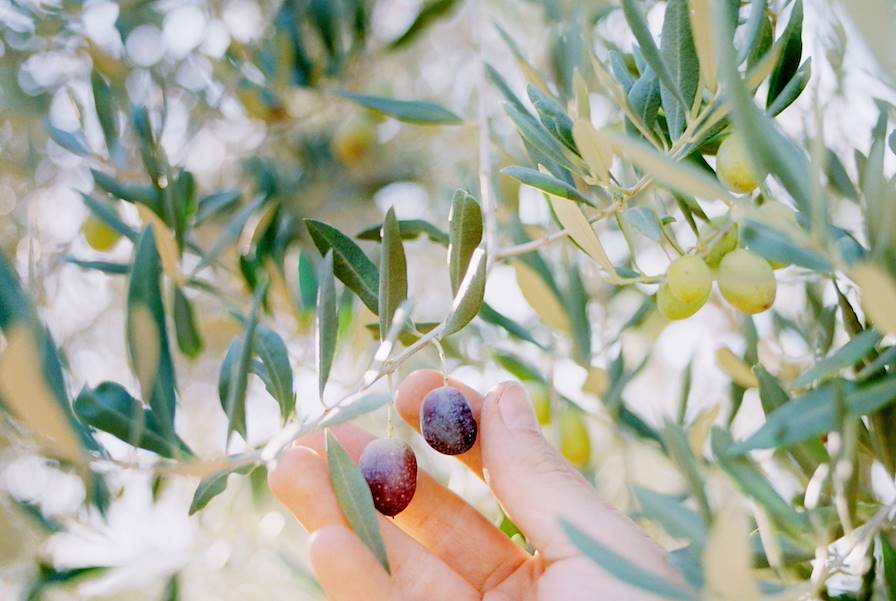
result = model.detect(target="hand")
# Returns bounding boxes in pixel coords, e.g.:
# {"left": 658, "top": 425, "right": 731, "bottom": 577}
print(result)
{"left": 268, "top": 370, "right": 681, "bottom": 601}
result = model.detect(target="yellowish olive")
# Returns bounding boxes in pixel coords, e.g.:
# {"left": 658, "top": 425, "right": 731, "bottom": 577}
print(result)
{"left": 716, "top": 134, "right": 767, "bottom": 194}
{"left": 666, "top": 255, "right": 712, "bottom": 305}
{"left": 700, "top": 216, "right": 739, "bottom": 269}
{"left": 657, "top": 283, "right": 706, "bottom": 320}
{"left": 83, "top": 214, "right": 121, "bottom": 251}
{"left": 559, "top": 409, "right": 591, "bottom": 468}
{"left": 717, "top": 249, "right": 777, "bottom": 314}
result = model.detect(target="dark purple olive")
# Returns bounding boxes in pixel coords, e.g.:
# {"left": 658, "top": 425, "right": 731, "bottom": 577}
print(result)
{"left": 420, "top": 386, "right": 477, "bottom": 455}
{"left": 359, "top": 438, "right": 417, "bottom": 517}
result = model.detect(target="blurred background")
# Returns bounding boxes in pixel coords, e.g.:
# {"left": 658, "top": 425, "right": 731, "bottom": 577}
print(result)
{"left": 0, "top": 0, "right": 893, "bottom": 599}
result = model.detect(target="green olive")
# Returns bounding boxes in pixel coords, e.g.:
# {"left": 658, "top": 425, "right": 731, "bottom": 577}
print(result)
{"left": 657, "top": 283, "right": 706, "bottom": 320}
{"left": 700, "top": 216, "right": 739, "bottom": 269}
{"left": 716, "top": 134, "right": 767, "bottom": 194}
{"left": 525, "top": 382, "right": 552, "bottom": 425}
{"left": 666, "top": 255, "right": 712, "bottom": 305}
{"left": 84, "top": 215, "right": 121, "bottom": 251}
{"left": 717, "top": 249, "right": 777, "bottom": 314}
{"left": 559, "top": 409, "right": 591, "bottom": 468}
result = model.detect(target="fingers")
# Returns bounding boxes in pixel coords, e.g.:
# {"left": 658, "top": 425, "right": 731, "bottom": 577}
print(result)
{"left": 395, "top": 370, "right": 485, "bottom": 476}
{"left": 269, "top": 444, "right": 478, "bottom": 601}
{"left": 479, "top": 382, "right": 675, "bottom": 579}
{"left": 290, "top": 424, "right": 527, "bottom": 590}
{"left": 309, "top": 525, "right": 390, "bottom": 601}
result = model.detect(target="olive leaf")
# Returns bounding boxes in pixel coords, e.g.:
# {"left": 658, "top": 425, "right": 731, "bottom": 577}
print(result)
{"left": 306, "top": 219, "right": 379, "bottom": 313}
{"left": 172, "top": 286, "right": 203, "bottom": 359}
{"left": 766, "top": 0, "right": 803, "bottom": 108}
{"left": 317, "top": 250, "right": 338, "bottom": 398}
{"left": 326, "top": 431, "right": 391, "bottom": 573}
{"left": 254, "top": 325, "right": 295, "bottom": 421}
{"left": 448, "top": 190, "right": 483, "bottom": 295}
{"left": 502, "top": 166, "right": 592, "bottom": 206}
{"left": 337, "top": 91, "right": 461, "bottom": 125}
{"left": 220, "top": 283, "right": 265, "bottom": 443}
{"left": 357, "top": 219, "right": 448, "bottom": 246}
{"left": 189, "top": 461, "right": 255, "bottom": 515}
{"left": 378, "top": 207, "right": 408, "bottom": 339}
{"left": 659, "top": 0, "right": 699, "bottom": 141}
{"left": 443, "top": 248, "right": 487, "bottom": 336}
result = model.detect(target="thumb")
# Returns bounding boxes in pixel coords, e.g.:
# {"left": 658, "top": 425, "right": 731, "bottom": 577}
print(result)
{"left": 480, "top": 382, "right": 669, "bottom": 572}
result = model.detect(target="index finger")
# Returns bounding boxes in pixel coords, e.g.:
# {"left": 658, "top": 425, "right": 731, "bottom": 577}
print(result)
{"left": 395, "top": 369, "right": 486, "bottom": 477}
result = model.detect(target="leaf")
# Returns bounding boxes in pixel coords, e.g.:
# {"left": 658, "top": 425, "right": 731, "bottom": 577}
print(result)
{"left": 65, "top": 258, "right": 130, "bottom": 275}
{"left": 688, "top": 0, "right": 717, "bottom": 92}
{"left": 572, "top": 119, "right": 612, "bottom": 184}
{"left": 0, "top": 326, "right": 85, "bottom": 465}
{"left": 81, "top": 193, "right": 137, "bottom": 241}
{"left": 91, "top": 169, "right": 160, "bottom": 207}
{"left": 254, "top": 325, "right": 295, "bottom": 421}
{"left": 188, "top": 462, "right": 254, "bottom": 515}
{"left": 479, "top": 302, "right": 544, "bottom": 348}
{"left": 703, "top": 502, "right": 761, "bottom": 601}
{"left": 357, "top": 219, "right": 449, "bottom": 246}
{"left": 218, "top": 339, "right": 245, "bottom": 437}
{"left": 91, "top": 69, "right": 117, "bottom": 155}
{"left": 388, "top": 0, "right": 458, "bottom": 49}
{"left": 504, "top": 104, "right": 578, "bottom": 173}
{"left": 561, "top": 519, "right": 698, "bottom": 600}
{"left": 127, "top": 228, "right": 177, "bottom": 440}
{"left": 660, "top": 0, "right": 700, "bottom": 140}
{"left": 493, "top": 350, "right": 544, "bottom": 382}
{"left": 378, "top": 208, "right": 408, "bottom": 338}
{"left": 44, "top": 119, "right": 91, "bottom": 156}
{"left": 297, "top": 250, "right": 318, "bottom": 313}
{"left": 565, "top": 263, "right": 592, "bottom": 364}
{"left": 767, "top": 58, "right": 811, "bottom": 117}
{"left": 448, "top": 190, "right": 483, "bottom": 296}
{"left": 443, "top": 248, "right": 486, "bottom": 336}
{"left": 715, "top": 347, "right": 758, "bottom": 389}
{"left": 549, "top": 196, "right": 614, "bottom": 274}
{"left": 195, "top": 190, "right": 241, "bottom": 225}
{"left": 194, "top": 195, "right": 266, "bottom": 273}
{"left": 602, "top": 129, "right": 735, "bottom": 204}
{"left": 317, "top": 393, "right": 390, "bottom": 429}
{"left": 337, "top": 91, "right": 461, "bottom": 125}
{"left": 326, "top": 431, "right": 391, "bottom": 573}
{"left": 631, "top": 486, "right": 706, "bottom": 551}
{"left": 627, "top": 67, "right": 662, "bottom": 136}
{"left": 825, "top": 149, "right": 858, "bottom": 201}
{"left": 623, "top": 207, "right": 663, "bottom": 242}
{"left": 852, "top": 263, "right": 896, "bottom": 336}
{"left": 485, "top": 63, "right": 530, "bottom": 117}
{"left": 736, "top": 0, "right": 769, "bottom": 65}
{"left": 306, "top": 219, "right": 379, "bottom": 313}
{"left": 513, "top": 260, "right": 570, "bottom": 333}
{"left": 172, "top": 286, "right": 203, "bottom": 358}
{"left": 135, "top": 205, "right": 183, "bottom": 285}
{"left": 880, "top": 533, "right": 896, "bottom": 601}
{"left": 317, "top": 251, "right": 338, "bottom": 398}
{"left": 792, "top": 329, "right": 882, "bottom": 388}
{"left": 740, "top": 218, "right": 832, "bottom": 272}
{"left": 501, "top": 166, "right": 593, "bottom": 206}
{"left": 528, "top": 85, "right": 576, "bottom": 151}
{"left": 222, "top": 285, "right": 265, "bottom": 442}
{"left": 621, "top": 0, "right": 687, "bottom": 111}
{"left": 766, "top": 0, "right": 803, "bottom": 108}
{"left": 74, "top": 382, "right": 191, "bottom": 459}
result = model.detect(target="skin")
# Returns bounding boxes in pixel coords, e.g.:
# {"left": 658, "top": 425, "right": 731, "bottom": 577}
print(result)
{"left": 717, "top": 249, "right": 777, "bottom": 314}
{"left": 656, "top": 282, "right": 704, "bottom": 320}
{"left": 716, "top": 134, "right": 767, "bottom": 194}
{"left": 269, "top": 370, "right": 682, "bottom": 601}
{"left": 665, "top": 256, "right": 711, "bottom": 305}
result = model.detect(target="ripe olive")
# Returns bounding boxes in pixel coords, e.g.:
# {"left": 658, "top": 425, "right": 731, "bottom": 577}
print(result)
{"left": 700, "top": 216, "right": 739, "bottom": 269}
{"left": 666, "top": 255, "right": 712, "bottom": 305}
{"left": 657, "top": 283, "right": 705, "bottom": 321}
{"left": 559, "top": 409, "right": 591, "bottom": 468}
{"left": 420, "top": 386, "right": 477, "bottom": 455}
{"left": 716, "top": 134, "right": 767, "bottom": 194}
{"left": 359, "top": 438, "right": 418, "bottom": 517}
{"left": 84, "top": 214, "right": 121, "bottom": 251}
{"left": 717, "top": 249, "right": 777, "bottom": 314}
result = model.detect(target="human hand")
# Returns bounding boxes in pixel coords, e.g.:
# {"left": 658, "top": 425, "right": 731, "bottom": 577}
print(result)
{"left": 268, "top": 370, "right": 682, "bottom": 601}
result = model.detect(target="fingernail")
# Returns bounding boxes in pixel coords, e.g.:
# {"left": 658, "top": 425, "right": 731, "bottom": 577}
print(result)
{"left": 497, "top": 382, "right": 538, "bottom": 431}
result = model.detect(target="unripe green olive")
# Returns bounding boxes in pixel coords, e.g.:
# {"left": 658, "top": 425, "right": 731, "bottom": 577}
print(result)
{"left": 333, "top": 116, "right": 377, "bottom": 165}
{"left": 666, "top": 255, "right": 712, "bottom": 305}
{"left": 559, "top": 409, "right": 591, "bottom": 468}
{"left": 717, "top": 249, "right": 777, "bottom": 314}
{"left": 525, "top": 382, "right": 552, "bottom": 425}
{"left": 700, "top": 216, "right": 739, "bottom": 269}
{"left": 84, "top": 215, "right": 121, "bottom": 251}
{"left": 716, "top": 134, "right": 767, "bottom": 194}
{"left": 656, "top": 283, "right": 706, "bottom": 320}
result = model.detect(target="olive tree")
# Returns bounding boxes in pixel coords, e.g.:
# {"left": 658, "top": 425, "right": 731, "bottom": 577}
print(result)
{"left": 1, "top": 0, "right": 896, "bottom": 599}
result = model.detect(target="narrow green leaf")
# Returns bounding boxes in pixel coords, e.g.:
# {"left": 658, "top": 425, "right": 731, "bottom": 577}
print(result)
{"left": 326, "top": 431, "right": 391, "bottom": 573}
{"left": 337, "top": 91, "right": 461, "bottom": 125}
{"left": 623, "top": 207, "right": 663, "bottom": 241}
{"left": 504, "top": 104, "right": 578, "bottom": 173}
{"left": 90, "top": 70, "right": 117, "bottom": 156}
{"left": 195, "top": 190, "right": 241, "bottom": 225}
{"left": 561, "top": 519, "right": 698, "bottom": 600}
{"left": 222, "top": 284, "right": 265, "bottom": 442}
{"left": 297, "top": 250, "right": 318, "bottom": 313}
{"left": 306, "top": 219, "right": 379, "bottom": 313}
{"left": 609, "top": 49, "right": 635, "bottom": 93}
{"left": 565, "top": 263, "right": 591, "bottom": 365}
{"left": 65, "top": 258, "right": 130, "bottom": 275}
{"left": 662, "top": 421, "right": 711, "bottom": 521}
{"left": 825, "top": 149, "right": 859, "bottom": 201}
{"left": 485, "top": 63, "right": 530, "bottom": 117}
{"left": 631, "top": 486, "right": 706, "bottom": 551}
{"left": 737, "top": 0, "right": 769, "bottom": 65}
{"left": 479, "top": 302, "right": 544, "bottom": 348}
{"left": 74, "top": 382, "right": 192, "bottom": 459}
{"left": 127, "top": 228, "right": 177, "bottom": 440}
{"left": 448, "top": 190, "right": 484, "bottom": 295}
{"left": 317, "top": 251, "right": 338, "bottom": 398}
{"left": 527, "top": 85, "right": 576, "bottom": 152}
{"left": 218, "top": 339, "right": 246, "bottom": 437}
{"left": 627, "top": 67, "right": 661, "bottom": 135}
{"left": 388, "top": 0, "right": 457, "bottom": 49}
{"left": 493, "top": 350, "right": 545, "bottom": 383}
{"left": 766, "top": 0, "right": 803, "bottom": 108}
{"left": 172, "top": 286, "right": 203, "bottom": 358}
{"left": 91, "top": 169, "right": 161, "bottom": 208}
{"left": 81, "top": 193, "right": 137, "bottom": 241}
{"left": 659, "top": 0, "right": 699, "bottom": 140}
{"left": 357, "top": 219, "right": 449, "bottom": 245}
{"left": 740, "top": 219, "right": 832, "bottom": 271}
{"left": 621, "top": 0, "right": 687, "bottom": 111}
{"left": 194, "top": 195, "right": 266, "bottom": 272}
{"left": 501, "top": 166, "right": 592, "bottom": 206}
{"left": 254, "top": 325, "right": 295, "bottom": 421}
{"left": 378, "top": 208, "right": 408, "bottom": 339}
{"left": 44, "top": 119, "right": 91, "bottom": 156}
{"left": 767, "top": 58, "right": 811, "bottom": 116}
{"left": 188, "top": 462, "right": 254, "bottom": 515}
{"left": 443, "top": 248, "right": 486, "bottom": 335}
{"left": 793, "top": 330, "right": 882, "bottom": 388}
